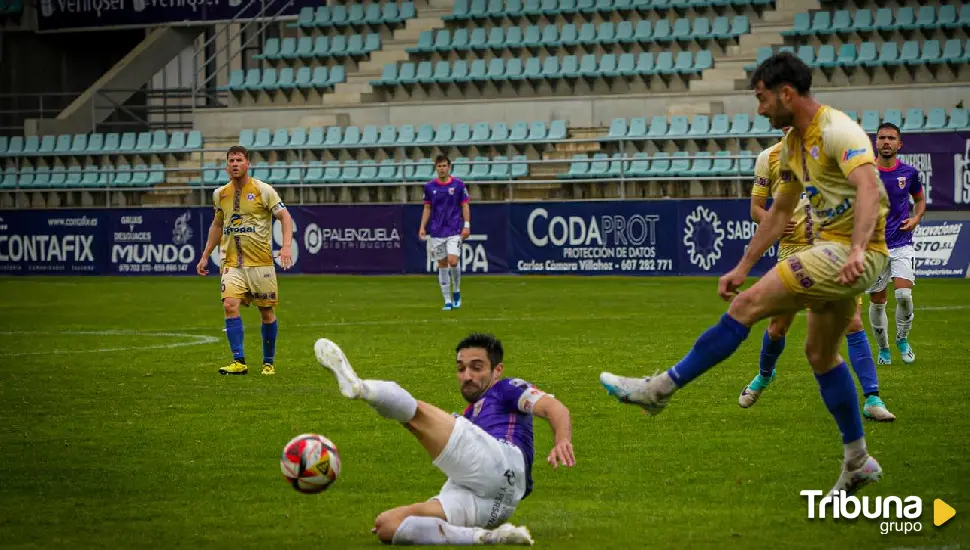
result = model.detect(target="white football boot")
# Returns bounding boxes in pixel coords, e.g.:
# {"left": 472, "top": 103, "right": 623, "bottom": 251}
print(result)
{"left": 478, "top": 524, "right": 534, "bottom": 546}
{"left": 314, "top": 338, "right": 366, "bottom": 399}
{"left": 828, "top": 455, "right": 883, "bottom": 497}
{"left": 599, "top": 371, "right": 674, "bottom": 416}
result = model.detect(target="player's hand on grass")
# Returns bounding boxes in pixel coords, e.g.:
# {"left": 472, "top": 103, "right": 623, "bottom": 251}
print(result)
{"left": 277, "top": 248, "right": 294, "bottom": 270}
{"left": 460, "top": 227, "right": 470, "bottom": 240}
{"left": 196, "top": 258, "right": 209, "bottom": 276}
{"left": 838, "top": 248, "right": 865, "bottom": 286}
{"left": 900, "top": 217, "right": 919, "bottom": 232}
{"left": 547, "top": 440, "right": 575, "bottom": 469}
{"left": 781, "top": 220, "right": 797, "bottom": 236}
{"left": 718, "top": 268, "right": 747, "bottom": 302}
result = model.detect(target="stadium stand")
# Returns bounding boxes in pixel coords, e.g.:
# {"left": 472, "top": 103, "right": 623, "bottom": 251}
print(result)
{"left": 2, "top": 0, "right": 969, "bottom": 208}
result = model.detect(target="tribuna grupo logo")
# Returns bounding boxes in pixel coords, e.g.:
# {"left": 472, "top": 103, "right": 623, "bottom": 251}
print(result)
{"left": 801, "top": 491, "right": 956, "bottom": 535}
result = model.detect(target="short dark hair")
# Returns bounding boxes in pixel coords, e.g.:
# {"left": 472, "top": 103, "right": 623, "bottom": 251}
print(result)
{"left": 456, "top": 333, "right": 503, "bottom": 370}
{"left": 227, "top": 145, "right": 250, "bottom": 160}
{"left": 876, "top": 122, "right": 901, "bottom": 136}
{"left": 749, "top": 51, "right": 812, "bottom": 95}
{"left": 434, "top": 154, "right": 451, "bottom": 166}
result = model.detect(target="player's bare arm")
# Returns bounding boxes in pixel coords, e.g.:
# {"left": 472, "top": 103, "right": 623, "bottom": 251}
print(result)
{"left": 531, "top": 395, "right": 574, "bottom": 469}
{"left": 900, "top": 190, "right": 925, "bottom": 232}
{"left": 460, "top": 202, "right": 471, "bottom": 240}
{"left": 419, "top": 203, "right": 431, "bottom": 239}
{"left": 750, "top": 194, "right": 796, "bottom": 236}
{"left": 719, "top": 187, "right": 799, "bottom": 301}
{"left": 274, "top": 207, "right": 295, "bottom": 270}
{"left": 197, "top": 214, "right": 224, "bottom": 276}
{"left": 841, "top": 164, "right": 881, "bottom": 285}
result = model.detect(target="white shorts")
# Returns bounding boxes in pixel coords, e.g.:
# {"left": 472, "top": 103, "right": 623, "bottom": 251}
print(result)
{"left": 428, "top": 235, "right": 462, "bottom": 261}
{"left": 867, "top": 244, "right": 916, "bottom": 294}
{"left": 430, "top": 417, "right": 527, "bottom": 529}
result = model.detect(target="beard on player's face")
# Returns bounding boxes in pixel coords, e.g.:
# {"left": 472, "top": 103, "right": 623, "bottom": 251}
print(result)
{"left": 769, "top": 98, "right": 795, "bottom": 129}
{"left": 879, "top": 148, "right": 896, "bottom": 159}
{"left": 459, "top": 369, "right": 494, "bottom": 402}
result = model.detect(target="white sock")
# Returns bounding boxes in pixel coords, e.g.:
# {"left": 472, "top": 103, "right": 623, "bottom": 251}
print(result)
{"left": 894, "top": 288, "right": 914, "bottom": 340}
{"left": 844, "top": 437, "right": 868, "bottom": 470}
{"left": 451, "top": 266, "right": 461, "bottom": 293}
{"left": 868, "top": 302, "right": 890, "bottom": 350}
{"left": 361, "top": 380, "right": 418, "bottom": 423}
{"left": 391, "top": 516, "right": 482, "bottom": 545}
{"left": 438, "top": 268, "right": 451, "bottom": 304}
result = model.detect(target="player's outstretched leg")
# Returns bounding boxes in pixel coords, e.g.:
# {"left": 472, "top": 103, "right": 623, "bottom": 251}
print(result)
{"left": 601, "top": 268, "right": 804, "bottom": 415}
{"left": 894, "top": 287, "right": 916, "bottom": 364}
{"left": 314, "top": 338, "right": 417, "bottom": 419}
{"left": 738, "top": 314, "right": 791, "bottom": 408}
{"left": 807, "top": 300, "right": 883, "bottom": 496}
{"left": 374, "top": 502, "right": 533, "bottom": 546}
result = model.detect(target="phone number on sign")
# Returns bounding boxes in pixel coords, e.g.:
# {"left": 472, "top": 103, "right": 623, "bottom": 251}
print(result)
{"left": 117, "top": 264, "right": 190, "bottom": 273}
{"left": 618, "top": 259, "right": 674, "bottom": 271}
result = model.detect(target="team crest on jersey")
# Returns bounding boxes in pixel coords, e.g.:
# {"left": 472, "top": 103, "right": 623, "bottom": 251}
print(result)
{"left": 448, "top": 187, "right": 455, "bottom": 195}
{"left": 509, "top": 378, "right": 529, "bottom": 388}
{"left": 246, "top": 193, "right": 256, "bottom": 201}
{"left": 897, "top": 177, "right": 907, "bottom": 189}
{"left": 809, "top": 146, "right": 819, "bottom": 159}
{"left": 472, "top": 399, "right": 485, "bottom": 417}
{"left": 755, "top": 176, "right": 769, "bottom": 188}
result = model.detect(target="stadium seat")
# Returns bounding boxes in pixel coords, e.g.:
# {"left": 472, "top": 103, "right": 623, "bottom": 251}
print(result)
{"left": 861, "top": 110, "right": 881, "bottom": 133}
{"left": 902, "top": 108, "right": 924, "bottom": 131}
{"left": 924, "top": 108, "right": 947, "bottom": 130}
{"left": 947, "top": 107, "right": 969, "bottom": 130}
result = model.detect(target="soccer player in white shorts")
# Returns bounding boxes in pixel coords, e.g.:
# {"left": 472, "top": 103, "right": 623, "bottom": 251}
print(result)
{"left": 867, "top": 122, "right": 925, "bottom": 365}
{"left": 419, "top": 155, "right": 471, "bottom": 311}
{"left": 314, "top": 333, "right": 575, "bottom": 546}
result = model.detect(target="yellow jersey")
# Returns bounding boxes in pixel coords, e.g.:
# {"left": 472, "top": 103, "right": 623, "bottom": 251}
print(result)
{"left": 751, "top": 140, "right": 814, "bottom": 246}
{"left": 778, "top": 105, "right": 889, "bottom": 255}
{"left": 213, "top": 177, "right": 284, "bottom": 268}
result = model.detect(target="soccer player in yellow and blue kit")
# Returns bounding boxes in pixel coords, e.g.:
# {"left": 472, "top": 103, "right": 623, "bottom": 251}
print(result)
{"left": 739, "top": 136, "right": 895, "bottom": 422}
{"left": 601, "top": 53, "right": 890, "bottom": 496}
{"left": 196, "top": 145, "right": 294, "bottom": 375}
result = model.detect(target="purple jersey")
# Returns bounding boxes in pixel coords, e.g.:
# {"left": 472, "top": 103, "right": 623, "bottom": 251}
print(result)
{"left": 423, "top": 177, "right": 469, "bottom": 238}
{"left": 462, "top": 377, "right": 546, "bottom": 498}
{"left": 878, "top": 160, "right": 923, "bottom": 249}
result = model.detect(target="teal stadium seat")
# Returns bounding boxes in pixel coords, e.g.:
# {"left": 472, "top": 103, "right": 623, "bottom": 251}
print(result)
{"left": 834, "top": 43, "right": 857, "bottom": 68}
{"left": 902, "top": 108, "right": 924, "bottom": 131}
{"left": 398, "top": 125, "right": 416, "bottom": 145}
{"left": 712, "top": 151, "right": 735, "bottom": 176}
{"left": 883, "top": 109, "right": 903, "bottom": 128}
{"left": 627, "top": 117, "right": 648, "bottom": 138}
{"left": 490, "top": 122, "right": 510, "bottom": 143}
{"left": 924, "top": 108, "right": 947, "bottom": 130}
{"left": 952, "top": 5, "right": 970, "bottom": 30}
{"left": 688, "top": 115, "right": 710, "bottom": 136}
{"left": 857, "top": 42, "right": 877, "bottom": 65}
{"left": 875, "top": 42, "right": 899, "bottom": 67}
{"left": 830, "top": 10, "right": 851, "bottom": 34}
{"left": 563, "top": 154, "right": 589, "bottom": 179}
{"left": 947, "top": 108, "right": 969, "bottom": 129}
{"left": 810, "top": 11, "right": 831, "bottom": 34}
{"left": 292, "top": 128, "right": 310, "bottom": 148}
{"left": 710, "top": 114, "right": 730, "bottom": 136}
{"left": 783, "top": 12, "right": 809, "bottom": 37}
{"left": 915, "top": 5, "right": 936, "bottom": 30}
{"left": 872, "top": 8, "right": 893, "bottom": 32}
{"left": 897, "top": 41, "right": 920, "bottom": 65}
{"left": 668, "top": 116, "right": 689, "bottom": 137}
{"left": 647, "top": 115, "right": 667, "bottom": 137}
{"left": 609, "top": 118, "right": 627, "bottom": 139}
{"left": 861, "top": 110, "right": 880, "bottom": 133}
{"left": 941, "top": 39, "right": 963, "bottom": 63}
{"left": 853, "top": 9, "right": 874, "bottom": 32}
{"left": 255, "top": 38, "right": 279, "bottom": 61}
{"left": 896, "top": 7, "right": 916, "bottom": 32}
{"left": 751, "top": 116, "right": 772, "bottom": 135}
{"left": 919, "top": 40, "right": 941, "bottom": 65}
{"left": 54, "top": 134, "right": 71, "bottom": 154}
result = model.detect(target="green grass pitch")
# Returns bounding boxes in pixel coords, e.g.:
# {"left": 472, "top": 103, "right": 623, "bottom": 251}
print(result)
{"left": 0, "top": 275, "right": 968, "bottom": 549}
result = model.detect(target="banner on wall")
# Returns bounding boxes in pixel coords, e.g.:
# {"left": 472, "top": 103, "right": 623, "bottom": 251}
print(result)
{"left": 2, "top": 201, "right": 968, "bottom": 278}
{"left": 37, "top": 0, "right": 313, "bottom": 32}
{"left": 886, "top": 131, "right": 970, "bottom": 210}
{"left": 0, "top": 210, "right": 107, "bottom": 274}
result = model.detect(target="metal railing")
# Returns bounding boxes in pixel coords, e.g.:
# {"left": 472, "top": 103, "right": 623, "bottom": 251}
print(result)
{"left": 191, "top": 0, "right": 296, "bottom": 112}
{"left": 0, "top": 146, "right": 758, "bottom": 208}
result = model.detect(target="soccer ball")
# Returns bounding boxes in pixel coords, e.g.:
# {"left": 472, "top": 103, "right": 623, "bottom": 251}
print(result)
{"left": 280, "top": 433, "right": 341, "bottom": 494}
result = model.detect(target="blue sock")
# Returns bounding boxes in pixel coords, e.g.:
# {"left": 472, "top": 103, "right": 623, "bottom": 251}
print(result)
{"left": 225, "top": 317, "right": 245, "bottom": 362}
{"left": 759, "top": 329, "right": 785, "bottom": 378}
{"left": 262, "top": 320, "right": 278, "bottom": 365}
{"left": 667, "top": 313, "right": 751, "bottom": 387}
{"left": 815, "top": 362, "right": 865, "bottom": 444}
{"left": 846, "top": 330, "right": 879, "bottom": 397}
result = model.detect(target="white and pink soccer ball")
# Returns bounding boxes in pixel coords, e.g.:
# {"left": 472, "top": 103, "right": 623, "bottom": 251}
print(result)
{"left": 280, "top": 433, "right": 341, "bottom": 494}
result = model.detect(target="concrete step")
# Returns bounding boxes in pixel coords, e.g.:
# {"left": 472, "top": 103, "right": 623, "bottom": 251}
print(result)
{"left": 569, "top": 128, "right": 605, "bottom": 139}
{"left": 735, "top": 26, "right": 788, "bottom": 58}
{"left": 552, "top": 142, "right": 600, "bottom": 154}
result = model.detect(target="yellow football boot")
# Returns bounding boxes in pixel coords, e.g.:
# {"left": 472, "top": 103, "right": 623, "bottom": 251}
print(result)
{"left": 219, "top": 360, "right": 248, "bottom": 375}
{"left": 261, "top": 363, "right": 276, "bottom": 376}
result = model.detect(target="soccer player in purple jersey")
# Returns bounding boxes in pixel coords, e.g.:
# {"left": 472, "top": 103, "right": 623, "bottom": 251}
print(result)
{"left": 419, "top": 155, "right": 471, "bottom": 311}
{"left": 314, "top": 333, "right": 574, "bottom": 546}
{"left": 867, "top": 122, "right": 925, "bottom": 365}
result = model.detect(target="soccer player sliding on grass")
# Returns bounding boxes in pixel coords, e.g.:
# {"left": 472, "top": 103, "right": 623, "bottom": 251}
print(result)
{"left": 315, "top": 332, "right": 574, "bottom": 546}
{"left": 601, "top": 52, "right": 891, "bottom": 496}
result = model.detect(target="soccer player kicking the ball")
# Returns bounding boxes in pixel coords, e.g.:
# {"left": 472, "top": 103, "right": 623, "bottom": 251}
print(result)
{"left": 197, "top": 145, "right": 294, "bottom": 376}
{"left": 315, "top": 333, "right": 574, "bottom": 546}
{"left": 600, "top": 52, "right": 891, "bottom": 496}
{"left": 867, "top": 122, "right": 924, "bottom": 365}
{"left": 738, "top": 137, "right": 895, "bottom": 422}
{"left": 419, "top": 155, "right": 470, "bottom": 311}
